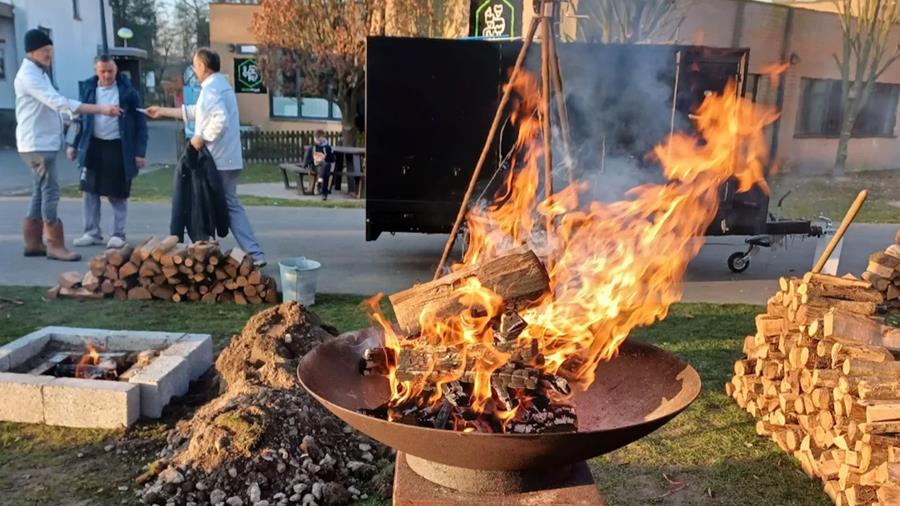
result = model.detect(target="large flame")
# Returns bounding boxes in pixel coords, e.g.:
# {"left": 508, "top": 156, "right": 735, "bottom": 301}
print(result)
{"left": 368, "top": 70, "right": 779, "bottom": 414}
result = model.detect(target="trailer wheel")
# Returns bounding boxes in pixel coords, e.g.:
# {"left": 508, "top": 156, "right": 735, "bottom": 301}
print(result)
{"left": 728, "top": 252, "right": 750, "bottom": 273}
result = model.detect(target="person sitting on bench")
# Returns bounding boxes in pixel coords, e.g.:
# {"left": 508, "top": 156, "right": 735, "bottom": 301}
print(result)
{"left": 304, "top": 130, "right": 335, "bottom": 200}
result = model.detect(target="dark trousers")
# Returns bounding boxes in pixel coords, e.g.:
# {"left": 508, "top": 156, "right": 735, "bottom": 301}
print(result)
{"left": 314, "top": 162, "right": 331, "bottom": 195}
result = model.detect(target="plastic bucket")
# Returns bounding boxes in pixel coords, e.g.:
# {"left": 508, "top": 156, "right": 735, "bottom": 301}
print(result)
{"left": 278, "top": 257, "right": 322, "bottom": 306}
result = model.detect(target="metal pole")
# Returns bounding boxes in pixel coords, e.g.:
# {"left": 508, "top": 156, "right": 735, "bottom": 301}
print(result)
{"left": 99, "top": 0, "right": 110, "bottom": 55}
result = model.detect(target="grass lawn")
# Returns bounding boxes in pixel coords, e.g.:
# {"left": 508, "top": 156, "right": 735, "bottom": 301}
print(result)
{"left": 770, "top": 169, "right": 900, "bottom": 224}
{"left": 0, "top": 288, "right": 828, "bottom": 505}
{"left": 59, "top": 163, "right": 365, "bottom": 209}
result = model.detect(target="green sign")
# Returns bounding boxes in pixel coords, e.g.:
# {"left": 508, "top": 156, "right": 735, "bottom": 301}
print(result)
{"left": 234, "top": 58, "right": 266, "bottom": 94}
{"left": 470, "top": 0, "right": 520, "bottom": 39}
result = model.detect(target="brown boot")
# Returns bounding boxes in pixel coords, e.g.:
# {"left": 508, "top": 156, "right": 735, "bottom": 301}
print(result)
{"left": 23, "top": 217, "right": 47, "bottom": 257}
{"left": 44, "top": 220, "right": 81, "bottom": 262}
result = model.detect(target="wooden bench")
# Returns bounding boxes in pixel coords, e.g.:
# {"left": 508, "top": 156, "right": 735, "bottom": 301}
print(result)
{"left": 279, "top": 163, "right": 317, "bottom": 195}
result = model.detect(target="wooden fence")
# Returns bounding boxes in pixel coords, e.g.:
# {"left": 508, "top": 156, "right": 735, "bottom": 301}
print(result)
{"left": 240, "top": 130, "right": 344, "bottom": 164}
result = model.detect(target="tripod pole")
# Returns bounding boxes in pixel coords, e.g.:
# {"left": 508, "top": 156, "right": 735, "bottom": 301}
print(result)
{"left": 547, "top": 21, "right": 574, "bottom": 184}
{"left": 433, "top": 17, "right": 541, "bottom": 280}
{"left": 540, "top": 1, "right": 554, "bottom": 221}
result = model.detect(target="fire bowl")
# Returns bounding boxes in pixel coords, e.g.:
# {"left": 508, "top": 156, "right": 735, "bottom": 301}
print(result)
{"left": 297, "top": 326, "right": 701, "bottom": 472}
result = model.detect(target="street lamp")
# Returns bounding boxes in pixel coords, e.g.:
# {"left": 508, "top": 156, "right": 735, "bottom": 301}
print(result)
{"left": 117, "top": 27, "right": 134, "bottom": 48}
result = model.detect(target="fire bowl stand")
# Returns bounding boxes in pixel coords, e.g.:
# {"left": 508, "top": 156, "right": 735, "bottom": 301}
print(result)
{"left": 393, "top": 453, "right": 604, "bottom": 505}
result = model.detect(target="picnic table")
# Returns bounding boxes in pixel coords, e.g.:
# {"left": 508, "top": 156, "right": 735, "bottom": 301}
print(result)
{"left": 278, "top": 145, "right": 366, "bottom": 198}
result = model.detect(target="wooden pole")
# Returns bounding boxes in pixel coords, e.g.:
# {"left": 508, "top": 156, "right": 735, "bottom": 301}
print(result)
{"left": 540, "top": 2, "right": 554, "bottom": 240}
{"left": 433, "top": 17, "right": 541, "bottom": 280}
{"left": 547, "top": 21, "right": 574, "bottom": 184}
{"left": 812, "top": 190, "right": 868, "bottom": 273}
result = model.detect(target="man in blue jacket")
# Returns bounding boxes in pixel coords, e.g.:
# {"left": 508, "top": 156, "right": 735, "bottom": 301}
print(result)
{"left": 68, "top": 55, "right": 148, "bottom": 249}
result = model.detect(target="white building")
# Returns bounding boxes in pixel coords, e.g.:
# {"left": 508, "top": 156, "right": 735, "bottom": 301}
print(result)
{"left": 0, "top": 0, "right": 114, "bottom": 145}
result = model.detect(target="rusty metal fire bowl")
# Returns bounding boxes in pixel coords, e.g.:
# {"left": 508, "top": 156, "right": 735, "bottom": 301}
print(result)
{"left": 298, "top": 326, "right": 701, "bottom": 485}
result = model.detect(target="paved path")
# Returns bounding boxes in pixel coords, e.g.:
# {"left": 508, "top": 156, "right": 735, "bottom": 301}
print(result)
{"left": 0, "top": 121, "right": 179, "bottom": 195}
{"left": 0, "top": 198, "right": 896, "bottom": 304}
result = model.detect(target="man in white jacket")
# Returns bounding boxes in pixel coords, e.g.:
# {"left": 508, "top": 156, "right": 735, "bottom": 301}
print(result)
{"left": 16, "top": 29, "right": 122, "bottom": 261}
{"left": 146, "top": 47, "right": 266, "bottom": 267}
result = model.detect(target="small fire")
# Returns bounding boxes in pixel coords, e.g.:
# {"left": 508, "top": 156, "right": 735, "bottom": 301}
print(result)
{"left": 367, "top": 69, "right": 779, "bottom": 422}
{"left": 75, "top": 339, "right": 103, "bottom": 378}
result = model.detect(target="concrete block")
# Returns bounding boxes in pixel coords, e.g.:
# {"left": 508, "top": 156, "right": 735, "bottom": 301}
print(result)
{"left": 106, "top": 331, "right": 186, "bottom": 351}
{"left": 161, "top": 334, "right": 213, "bottom": 380}
{"left": 129, "top": 356, "right": 191, "bottom": 418}
{"left": 0, "top": 373, "right": 54, "bottom": 424}
{"left": 43, "top": 326, "right": 111, "bottom": 348}
{"left": 43, "top": 377, "right": 140, "bottom": 429}
{"left": 0, "top": 327, "right": 53, "bottom": 369}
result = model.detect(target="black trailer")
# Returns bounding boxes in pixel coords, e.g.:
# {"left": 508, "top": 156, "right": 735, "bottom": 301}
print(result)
{"left": 365, "top": 37, "right": 821, "bottom": 272}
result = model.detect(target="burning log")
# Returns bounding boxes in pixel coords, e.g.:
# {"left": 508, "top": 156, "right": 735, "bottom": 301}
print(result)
{"left": 388, "top": 250, "right": 550, "bottom": 335}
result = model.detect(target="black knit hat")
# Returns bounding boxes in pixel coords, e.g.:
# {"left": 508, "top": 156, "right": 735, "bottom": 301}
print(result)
{"left": 24, "top": 29, "right": 53, "bottom": 53}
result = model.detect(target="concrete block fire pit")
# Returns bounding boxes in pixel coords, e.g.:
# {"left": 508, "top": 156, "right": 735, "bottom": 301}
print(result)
{"left": 0, "top": 327, "right": 213, "bottom": 429}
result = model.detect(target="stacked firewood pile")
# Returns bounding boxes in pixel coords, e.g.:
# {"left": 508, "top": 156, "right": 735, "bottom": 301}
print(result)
{"left": 862, "top": 236, "right": 900, "bottom": 305}
{"left": 46, "top": 236, "right": 278, "bottom": 304}
{"left": 727, "top": 242, "right": 900, "bottom": 505}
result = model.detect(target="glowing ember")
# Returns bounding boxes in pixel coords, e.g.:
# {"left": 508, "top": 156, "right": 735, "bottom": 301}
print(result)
{"left": 365, "top": 69, "right": 779, "bottom": 432}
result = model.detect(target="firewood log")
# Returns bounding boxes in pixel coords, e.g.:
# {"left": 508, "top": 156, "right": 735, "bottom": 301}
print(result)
{"left": 100, "top": 279, "right": 115, "bottom": 294}
{"left": 869, "top": 253, "right": 900, "bottom": 280}
{"left": 248, "top": 270, "right": 262, "bottom": 286}
{"left": 862, "top": 271, "right": 891, "bottom": 292}
{"left": 59, "top": 286, "right": 104, "bottom": 300}
{"left": 139, "top": 260, "right": 162, "bottom": 279}
{"left": 114, "top": 288, "right": 127, "bottom": 301}
{"left": 81, "top": 271, "right": 101, "bottom": 291}
{"left": 162, "top": 265, "right": 180, "bottom": 279}
{"left": 132, "top": 236, "right": 160, "bottom": 264}
{"left": 175, "top": 284, "right": 189, "bottom": 295}
{"left": 201, "top": 292, "right": 216, "bottom": 303}
{"left": 187, "top": 289, "right": 201, "bottom": 302}
{"left": 224, "top": 264, "right": 238, "bottom": 278}
{"left": 844, "top": 359, "right": 900, "bottom": 377}
{"left": 184, "top": 257, "right": 194, "bottom": 268}
{"left": 248, "top": 295, "right": 263, "bottom": 304}
{"left": 191, "top": 242, "right": 216, "bottom": 261}
{"left": 119, "top": 262, "right": 139, "bottom": 279}
{"left": 127, "top": 286, "right": 152, "bottom": 300}
{"left": 89, "top": 255, "right": 107, "bottom": 276}
{"left": 799, "top": 273, "right": 883, "bottom": 303}
{"left": 149, "top": 284, "right": 174, "bottom": 301}
{"left": 104, "top": 263, "right": 119, "bottom": 281}
{"left": 58, "top": 271, "right": 82, "bottom": 289}
{"left": 234, "top": 292, "right": 248, "bottom": 305}
{"left": 150, "top": 235, "right": 179, "bottom": 262}
{"left": 239, "top": 261, "right": 252, "bottom": 277}
{"left": 106, "top": 244, "right": 134, "bottom": 267}
{"left": 390, "top": 250, "right": 550, "bottom": 335}
{"left": 160, "top": 243, "right": 188, "bottom": 266}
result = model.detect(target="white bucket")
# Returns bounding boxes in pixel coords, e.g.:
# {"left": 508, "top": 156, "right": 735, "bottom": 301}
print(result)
{"left": 278, "top": 257, "right": 322, "bottom": 306}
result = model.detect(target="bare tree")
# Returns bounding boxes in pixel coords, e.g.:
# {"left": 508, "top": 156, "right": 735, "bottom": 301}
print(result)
{"left": 832, "top": 0, "right": 900, "bottom": 176}
{"left": 251, "top": 0, "right": 459, "bottom": 146}
{"left": 576, "top": 0, "right": 687, "bottom": 43}
{"left": 174, "top": 0, "right": 210, "bottom": 53}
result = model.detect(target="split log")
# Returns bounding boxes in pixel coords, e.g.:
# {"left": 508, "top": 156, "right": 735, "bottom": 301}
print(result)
{"left": 89, "top": 255, "right": 107, "bottom": 276}
{"left": 799, "top": 273, "right": 883, "bottom": 303}
{"left": 151, "top": 235, "right": 179, "bottom": 261}
{"left": 58, "top": 271, "right": 83, "bottom": 289}
{"left": 868, "top": 253, "right": 900, "bottom": 280}
{"left": 389, "top": 250, "right": 550, "bottom": 335}
{"left": 106, "top": 244, "right": 134, "bottom": 267}
{"left": 119, "top": 262, "right": 139, "bottom": 279}
{"left": 133, "top": 236, "right": 161, "bottom": 263}
{"left": 81, "top": 271, "right": 100, "bottom": 291}
{"left": 160, "top": 243, "right": 188, "bottom": 266}
{"left": 104, "top": 264, "right": 119, "bottom": 281}
{"left": 149, "top": 284, "right": 174, "bottom": 301}
{"left": 862, "top": 271, "right": 891, "bottom": 292}
{"left": 127, "top": 286, "right": 153, "bottom": 300}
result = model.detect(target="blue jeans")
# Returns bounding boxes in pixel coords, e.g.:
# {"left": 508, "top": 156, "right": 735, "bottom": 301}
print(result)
{"left": 21, "top": 152, "right": 60, "bottom": 222}
{"left": 218, "top": 170, "right": 265, "bottom": 261}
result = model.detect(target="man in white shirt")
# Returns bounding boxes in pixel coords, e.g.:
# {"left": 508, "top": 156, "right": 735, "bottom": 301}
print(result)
{"left": 145, "top": 48, "right": 266, "bottom": 267}
{"left": 15, "top": 29, "right": 122, "bottom": 261}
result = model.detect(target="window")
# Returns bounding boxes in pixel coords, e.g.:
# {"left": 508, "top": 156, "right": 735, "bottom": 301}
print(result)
{"left": 0, "top": 41, "right": 5, "bottom": 80}
{"left": 266, "top": 51, "right": 342, "bottom": 121}
{"left": 797, "top": 78, "right": 900, "bottom": 138}
{"left": 73, "top": 0, "right": 80, "bottom": 20}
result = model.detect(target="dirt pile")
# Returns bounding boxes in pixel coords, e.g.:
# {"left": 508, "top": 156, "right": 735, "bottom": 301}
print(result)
{"left": 140, "top": 302, "right": 393, "bottom": 506}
